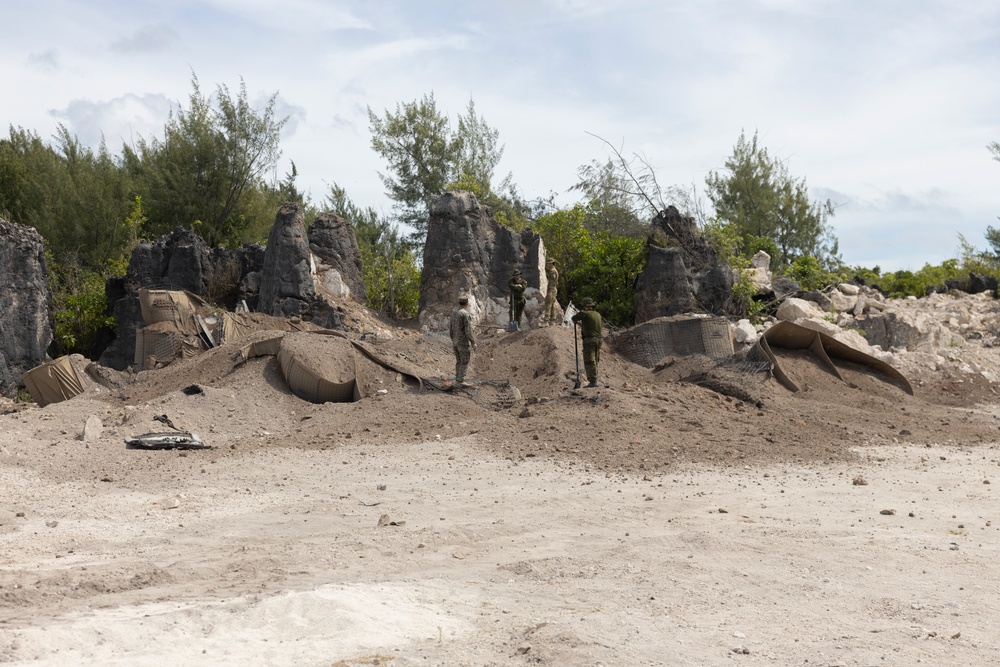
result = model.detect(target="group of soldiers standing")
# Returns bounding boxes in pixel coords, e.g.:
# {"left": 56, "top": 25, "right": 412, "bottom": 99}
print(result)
{"left": 507, "top": 258, "right": 560, "bottom": 330}
{"left": 449, "top": 258, "right": 602, "bottom": 389}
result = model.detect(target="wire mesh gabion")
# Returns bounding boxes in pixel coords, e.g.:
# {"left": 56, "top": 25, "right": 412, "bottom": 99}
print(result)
{"left": 614, "top": 316, "right": 735, "bottom": 368}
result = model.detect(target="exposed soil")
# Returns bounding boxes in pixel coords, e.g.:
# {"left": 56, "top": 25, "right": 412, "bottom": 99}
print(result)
{"left": 3, "top": 309, "right": 1000, "bottom": 665}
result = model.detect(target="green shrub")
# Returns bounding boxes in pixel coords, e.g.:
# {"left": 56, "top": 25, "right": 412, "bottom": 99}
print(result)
{"left": 47, "top": 251, "right": 116, "bottom": 357}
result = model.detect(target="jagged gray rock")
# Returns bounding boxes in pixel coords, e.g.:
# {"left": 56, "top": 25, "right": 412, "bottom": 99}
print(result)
{"left": 0, "top": 219, "right": 52, "bottom": 397}
{"left": 419, "top": 191, "right": 545, "bottom": 330}
{"left": 308, "top": 212, "right": 367, "bottom": 304}
{"left": 256, "top": 203, "right": 344, "bottom": 330}
{"left": 635, "top": 206, "right": 734, "bottom": 323}
{"left": 258, "top": 203, "right": 316, "bottom": 318}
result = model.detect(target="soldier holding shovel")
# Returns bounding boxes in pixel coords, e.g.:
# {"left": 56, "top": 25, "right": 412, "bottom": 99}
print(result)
{"left": 572, "top": 297, "right": 602, "bottom": 388}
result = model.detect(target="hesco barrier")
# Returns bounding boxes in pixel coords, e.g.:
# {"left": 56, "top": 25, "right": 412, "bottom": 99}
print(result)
{"left": 21, "top": 356, "right": 86, "bottom": 407}
{"left": 613, "top": 316, "right": 734, "bottom": 368}
{"left": 277, "top": 331, "right": 360, "bottom": 403}
{"left": 138, "top": 289, "right": 209, "bottom": 329}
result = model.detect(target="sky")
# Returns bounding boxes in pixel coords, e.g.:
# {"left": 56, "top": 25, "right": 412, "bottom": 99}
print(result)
{"left": 2, "top": 0, "right": 998, "bottom": 272}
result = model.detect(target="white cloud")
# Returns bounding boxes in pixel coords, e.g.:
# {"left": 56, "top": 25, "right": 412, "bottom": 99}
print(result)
{"left": 202, "top": 0, "right": 370, "bottom": 33}
{"left": 51, "top": 93, "right": 176, "bottom": 148}
{"left": 27, "top": 49, "right": 60, "bottom": 72}
{"left": 111, "top": 24, "right": 180, "bottom": 53}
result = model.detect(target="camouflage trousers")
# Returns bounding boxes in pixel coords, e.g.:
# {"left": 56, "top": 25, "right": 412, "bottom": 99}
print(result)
{"left": 511, "top": 299, "right": 525, "bottom": 324}
{"left": 453, "top": 344, "right": 472, "bottom": 382}
{"left": 582, "top": 337, "right": 601, "bottom": 383}
{"left": 545, "top": 290, "right": 558, "bottom": 323}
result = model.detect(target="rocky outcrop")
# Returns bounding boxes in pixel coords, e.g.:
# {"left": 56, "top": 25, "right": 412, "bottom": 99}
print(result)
{"left": 635, "top": 246, "right": 697, "bottom": 316}
{"left": 635, "top": 206, "right": 734, "bottom": 323}
{"left": 258, "top": 203, "right": 316, "bottom": 318}
{"left": 419, "top": 191, "right": 545, "bottom": 331}
{"left": 938, "top": 273, "right": 999, "bottom": 296}
{"left": 98, "top": 227, "right": 264, "bottom": 370}
{"left": 256, "top": 203, "right": 344, "bottom": 331}
{"left": 0, "top": 219, "right": 52, "bottom": 397}
{"left": 308, "top": 212, "right": 366, "bottom": 304}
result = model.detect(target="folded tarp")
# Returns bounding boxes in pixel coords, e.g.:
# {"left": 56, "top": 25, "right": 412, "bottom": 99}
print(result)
{"left": 231, "top": 331, "right": 437, "bottom": 400}
{"left": 138, "top": 289, "right": 210, "bottom": 330}
{"left": 21, "top": 356, "right": 86, "bottom": 407}
{"left": 220, "top": 311, "right": 318, "bottom": 343}
{"left": 125, "top": 431, "right": 211, "bottom": 450}
{"left": 756, "top": 320, "right": 913, "bottom": 394}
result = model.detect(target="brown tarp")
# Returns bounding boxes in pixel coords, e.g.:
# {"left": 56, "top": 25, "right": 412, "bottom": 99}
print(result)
{"left": 233, "top": 333, "right": 286, "bottom": 365}
{"left": 220, "top": 311, "right": 319, "bottom": 343}
{"left": 757, "top": 320, "right": 913, "bottom": 394}
{"left": 21, "top": 356, "right": 86, "bottom": 407}
{"left": 134, "top": 291, "right": 325, "bottom": 370}
{"left": 138, "top": 289, "right": 210, "bottom": 330}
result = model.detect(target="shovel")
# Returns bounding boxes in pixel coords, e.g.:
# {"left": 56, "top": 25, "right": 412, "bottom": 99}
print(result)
{"left": 573, "top": 321, "right": 581, "bottom": 389}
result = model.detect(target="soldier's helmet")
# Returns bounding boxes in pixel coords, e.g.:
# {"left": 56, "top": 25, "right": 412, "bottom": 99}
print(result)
{"left": 546, "top": 258, "right": 555, "bottom": 265}
{"left": 458, "top": 294, "right": 470, "bottom": 304}
{"left": 512, "top": 269, "right": 521, "bottom": 275}
{"left": 581, "top": 297, "right": 595, "bottom": 307}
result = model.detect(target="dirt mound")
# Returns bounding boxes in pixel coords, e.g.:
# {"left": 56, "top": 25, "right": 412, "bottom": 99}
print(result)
{"left": 16, "top": 307, "right": 1000, "bottom": 474}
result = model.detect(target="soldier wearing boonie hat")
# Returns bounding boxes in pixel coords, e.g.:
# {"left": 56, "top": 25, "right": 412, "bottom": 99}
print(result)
{"left": 571, "top": 297, "right": 602, "bottom": 388}
{"left": 508, "top": 269, "right": 528, "bottom": 331}
{"left": 449, "top": 294, "right": 477, "bottom": 386}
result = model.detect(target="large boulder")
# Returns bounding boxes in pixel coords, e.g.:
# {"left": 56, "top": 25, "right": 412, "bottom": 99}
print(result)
{"left": 419, "top": 191, "right": 545, "bottom": 330}
{"left": 257, "top": 203, "right": 344, "bottom": 331}
{"left": 0, "top": 219, "right": 52, "bottom": 397}
{"left": 308, "top": 212, "right": 367, "bottom": 304}
{"left": 259, "top": 203, "right": 316, "bottom": 317}
{"left": 635, "top": 246, "right": 696, "bottom": 318}
{"left": 635, "top": 206, "right": 734, "bottom": 323}
{"left": 776, "top": 297, "right": 827, "bottom": 322}
{"left": 856, "top": 309, "right": 941, "bottom": 352}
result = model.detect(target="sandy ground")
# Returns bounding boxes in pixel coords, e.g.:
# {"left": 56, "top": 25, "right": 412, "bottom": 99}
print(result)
{"left": 3, "top": 319, "right": 1000, "bottom": 666}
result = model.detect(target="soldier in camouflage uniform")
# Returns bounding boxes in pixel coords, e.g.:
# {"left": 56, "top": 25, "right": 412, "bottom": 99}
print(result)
{"left": 449, "top": 294, "right": 477, "bottom": 387}
{"left": 508, "top": 269, "right": 528, "bottom": 330}
{"left": 571, "top": 297, "right": 602, "bottom": 388}
{"left": 544, "top": 258, "right": 559, "bottom": 325}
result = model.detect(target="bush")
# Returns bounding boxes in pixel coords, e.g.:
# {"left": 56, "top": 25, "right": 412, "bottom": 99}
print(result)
{"left": 787, "top": 255, "right": 847, "bottom": 291}
{"left": 47, "top": 251, "right": 115, "bottom": 357}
